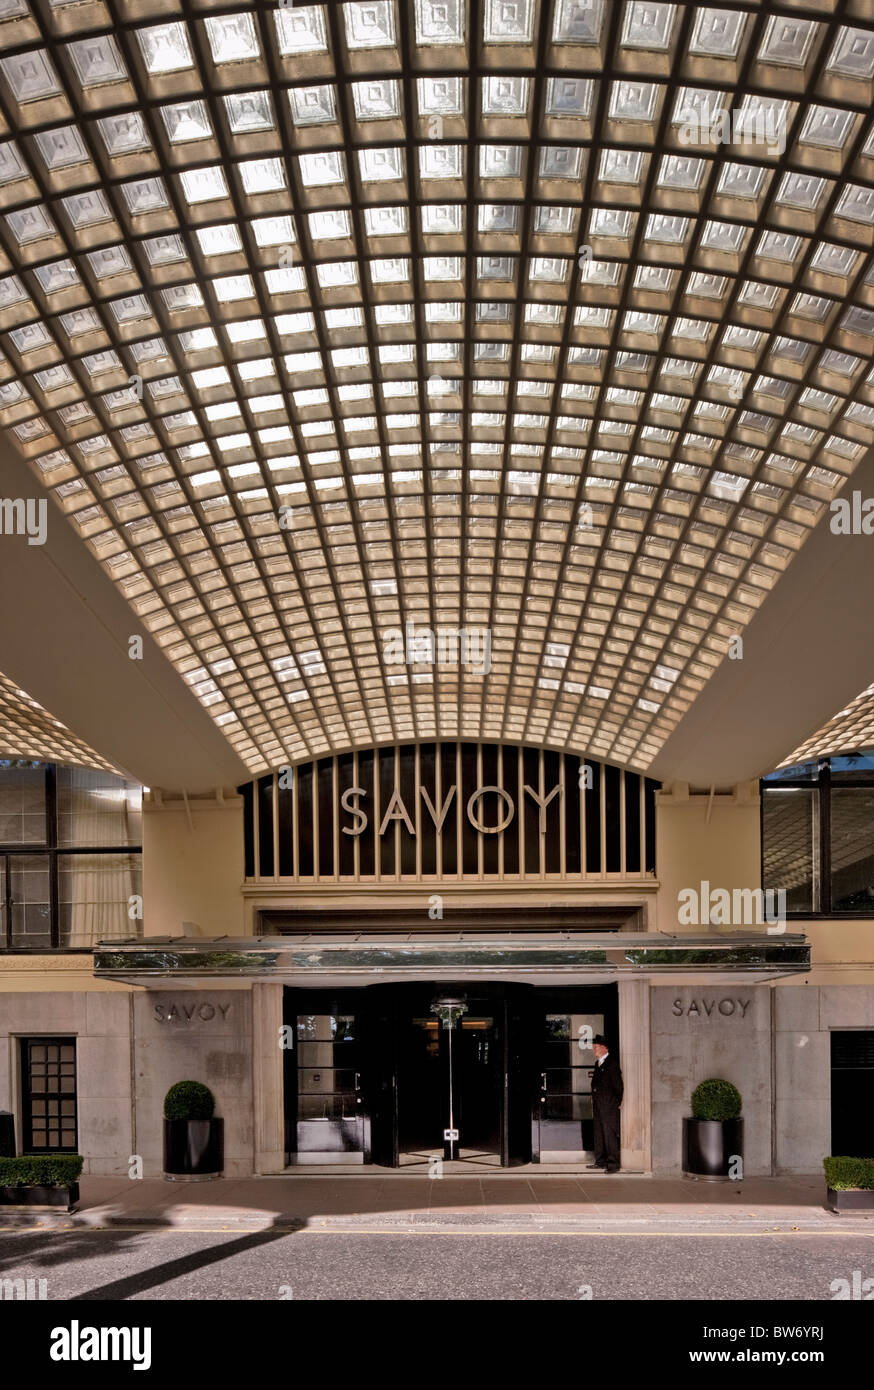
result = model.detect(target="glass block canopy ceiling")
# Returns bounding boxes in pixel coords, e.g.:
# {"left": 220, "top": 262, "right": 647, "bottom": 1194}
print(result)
{"left": 781, "top": 680, "right": 874, "bottom": 767}
{"left": 0, "top": 667, "right": 118, "bottom": 769}
{"left": 0, "top": 2, "right": 873, "bottom": 778}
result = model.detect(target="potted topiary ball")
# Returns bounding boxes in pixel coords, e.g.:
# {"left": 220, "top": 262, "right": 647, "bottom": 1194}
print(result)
{"left": 163, "top": 1081, "right": 223, "bottom": 1181}
{"left": 682, "top": 1078, "right": 743, "bottom": 1179}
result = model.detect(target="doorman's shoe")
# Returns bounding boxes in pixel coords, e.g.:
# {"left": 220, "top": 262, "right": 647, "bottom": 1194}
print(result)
{"left": 585, "top": 1162, "right": 606, "bottom": 1169}
{"left": 604, "top": 1166, "right": 621, "bottom": 1174}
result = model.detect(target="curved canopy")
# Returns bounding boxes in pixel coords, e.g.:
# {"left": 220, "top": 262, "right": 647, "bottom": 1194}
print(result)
{"left": 0, "top": 2, "right": 872, "bottom": 786}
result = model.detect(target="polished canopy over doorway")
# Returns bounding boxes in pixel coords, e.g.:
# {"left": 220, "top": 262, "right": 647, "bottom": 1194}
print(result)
{"left": 282, "top": 981, "right": 618, "bottom": 1168}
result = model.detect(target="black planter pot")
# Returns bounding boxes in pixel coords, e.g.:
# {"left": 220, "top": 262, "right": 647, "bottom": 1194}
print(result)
{"left": 0, "top": 1183, "right": 79, "bottom": 1210}
{"left": 163, "top": 1118, "right": 224, "bottom": 1180}
{"left": 683, "top": 1117, "right": 744, "bottom": 1178}
{"left": 827, "top": 1187, "right": 874, "bottom": 1214}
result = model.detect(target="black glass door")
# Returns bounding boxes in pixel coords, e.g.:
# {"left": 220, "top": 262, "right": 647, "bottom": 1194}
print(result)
{"left": 397, "top": 994, "right": 503, "bottom": 1164}
{"left": 532, "top": 986, "right": 619, "bottom": 1162}
{"left": 283, "top": 990, "right": 368, "bottom": 1164}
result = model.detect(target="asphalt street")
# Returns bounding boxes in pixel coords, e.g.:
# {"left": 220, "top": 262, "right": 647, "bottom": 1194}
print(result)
{"left": 1, "top": 1227, "right": 873, "bottom": 1300}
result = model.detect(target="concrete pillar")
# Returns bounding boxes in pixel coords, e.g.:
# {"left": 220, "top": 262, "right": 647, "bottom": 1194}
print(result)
{"left": 252, "top": 983, "right": 285, "bottom": 1173}
{"left": 618, "top": 978, "right": 651, "bottom": 1172}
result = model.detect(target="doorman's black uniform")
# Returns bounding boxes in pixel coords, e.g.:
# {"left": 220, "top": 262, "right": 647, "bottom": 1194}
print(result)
{"left": 590, "top": 1052, "right": 623, "bottom": 1172}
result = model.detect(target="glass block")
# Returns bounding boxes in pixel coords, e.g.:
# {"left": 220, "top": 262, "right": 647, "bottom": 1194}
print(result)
{"left": 34, "top": 125, "right": 88, "bottom": 170}
{"left": 540, "top": 146, "right": 582, "bottom": 179}
{"left": 6, "top": 204, "right": 55, "bottom": 244}
{"left": 658, "top": 154, "right": 704, "bottom": 190}
{"left": 827, "top": 26, "right": 874, "bottom": 80}
{"left": 0, "top": 49, "right": 61, "bottom": 102}
{"left": 477, "top": 202, "right": 518, "bottom": 232}
{"left": 10, "top": 322, "right": 52, "bottom": 351}
{"left": 137, "top": 23, "right": 194, "bottom": 74}
{"left": 700, "top": 220, "right": 746, "bottom": 253}
{"left": 364, "top": 205, "right": 407, "bottom": 235}
{"left": 635, "top": 265, "right": 675, "bottom": 291}
{"left": 420, "top": 144, "right": 463, "bottom": 179}
{"left": 716, "top": 162, "right": 765, "bottom": 199}
{"left": 599, "top": 148, "right": 643, "bottom": 183}
{"left": 608, "top": 80, "right": 658, "bottom": 122}
{"left": 414, "top": 0, "right": 464, "bottom": 45}
{"left": 316, "top": 261, "right": 357, "bottom": 288}
{"left": 757, "top": 231, "right": 801, "bottom": 264}
{"left": 0, "top": 0, "right": 29, "bottom": 16}
{"left": 197, "top": 224, "right": 242, "bottom": 256}
{"left": 213, "top": 273, "right": 255, "bottom": 301}
{"left": 225, "top": 91, "right": 274, "bottom": 133}
{"left": 98, "top": 111, "right": 150, "bottom": 156}
{"left": 288, "top": 84, "right": 336, "bottom": 126}
{"left": 298, "top": 151, "right": 345, "bottom": 187}
{"left": 344, "top": 1, "right": 396, "bottom": 49}
{"left": 309, "top": 209, "right": 351, "bottom": 240}
{"left": 544, "top": 77, "right": 593, "bottom": 120}
{"left": 67, "top": 35, "right": 127, "bottom": 87}
{"left": 476, "top": 255, "right": 513, "bottom": 279}
{"left": 480, "top": 144, "right": 522, "bottom": 178}
{"left": 142, "top": 233, "right": 187, "bottom": 266}
{"left": 421, "top": 203, "right": 462, "bottom": 233}
{"left": 121, "top": 177, "right": 168, "bottom": 214}
{"left": 253, "top": 215, "right": 296, "bottom": 246}
{"left": 110, "top": 294, "right": 150, "bottom": 324}
{"left": 482, "top": 75, "right": 528, "bottom": 116}
{"left": 776, "top": 172, "right": 825, "bottom": 210}
{"left": 552, "top": 0, "right": 605, "bottom": 45}
{"left": 798, "top": 104, "right": 854, "bottom": 150}
{"left": 688, "top": 7, "right": 746, "bottom": 58}
{"left": 758, "top": 16, "right": 817, "bottom": 68}
{"left": 205, "top": 14, "right": 261, "bottom": 64}
{"left": 180, "top": 166, "right": 229, "bottom": 203}
{"left": 417, "top": 76, "right": 464, "bottom": 116}
{"left": 239, "top": 158, "right": 285, "bottom": 194}
{"left": 88, "top": 244, "right": 132, "bottom": 279}
{"left": 591, "top": 207, "right": 633, "bottom": 238}
{"left": 0, "top": 271, "right": 27, "bottom": 303}
{"left": 60, "top": 308, "right": 100, "bottom": 338}
{"left": 274, "top": 5, "right": 328, "bottom": 56}
{"left": 483, "top": 0, "right": 533, "bottom": 44}
{"left": 161, "top": 101, "right": 212, "bottom": 143}
{"left": 162, "top": 284, "right": 204, "bottom": 311}
{"left": 358, "top": 147, "right": 403, "bottom": 181}
{"left": 370, "top": 256, "right": 410, "bottom": 283}
{"left": 352, "top": 79, "right": 401, "bottom": 121}
{"left": 621, "top": 2, "right": 675, "bottom": 52}
{"left": 836, "top": 184, "right": 874, "bottom": 226}
{"left": 34, "top": 259, "right": 78, "bottom": 292}
{"left": 684, "top": 271, "right": 725, "bottom": 297}
{"left": 0, "top": 140, "right": 26, "bottom": 183}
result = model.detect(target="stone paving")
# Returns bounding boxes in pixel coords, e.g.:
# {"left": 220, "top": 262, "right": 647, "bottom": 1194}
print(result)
{"left": 3, "top": 1172, "right": 871, "bottom": 1233}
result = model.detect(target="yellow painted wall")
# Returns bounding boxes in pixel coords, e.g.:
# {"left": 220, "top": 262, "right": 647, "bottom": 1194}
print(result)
{"left": 654, "top": 792, "right": 761, "bottom": 934}
{"left": 142, "top": 800, "right": 245, "bottom": 938}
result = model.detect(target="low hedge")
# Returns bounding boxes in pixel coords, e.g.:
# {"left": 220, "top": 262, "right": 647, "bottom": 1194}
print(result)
{"left": 0, "top": 1155, "right": 83, "bottom": 1187}
{"left": 691, "top": 1078, "right": 742, "bottom": 1121}
{"left": 164, "top": 1080, "right": 215, "bottom": 1121}
{"left": 823, "top": 1156, "right": 874, "bottom": 1190}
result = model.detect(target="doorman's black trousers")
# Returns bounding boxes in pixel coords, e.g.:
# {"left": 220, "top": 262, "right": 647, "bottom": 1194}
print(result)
{"left": 593, "top": 1099, "right": 621, "bottom": 1172}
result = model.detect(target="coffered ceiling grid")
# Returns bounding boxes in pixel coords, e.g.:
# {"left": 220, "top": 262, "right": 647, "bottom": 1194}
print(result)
{"left": 0, "top": 666, "right": 118, "bottom": 768}
{"left": 0, "top": 1, "right": 872, "bottom": 776}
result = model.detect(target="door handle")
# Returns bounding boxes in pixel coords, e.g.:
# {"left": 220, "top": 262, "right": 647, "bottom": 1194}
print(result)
{"left": 540, "top": 1072, "right": 547, "bottom": 1091}
{"left": 354, "top": 1072, "right": 361, "bottom": 1091}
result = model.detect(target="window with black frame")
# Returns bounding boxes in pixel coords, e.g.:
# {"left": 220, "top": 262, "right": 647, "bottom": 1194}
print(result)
{"left": 20, "top": 1037, "right": 78, "bottom": 1152}
{"left": 0, "top": 760, "right": 142, "bottom": 950}
{"left": 762, "top": 753, "right": 874, "bottom": 917}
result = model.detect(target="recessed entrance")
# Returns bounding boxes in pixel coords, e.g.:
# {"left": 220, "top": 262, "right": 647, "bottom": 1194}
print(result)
{"left": 283, "top": 981, "right": 618, "bottom": 1168}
